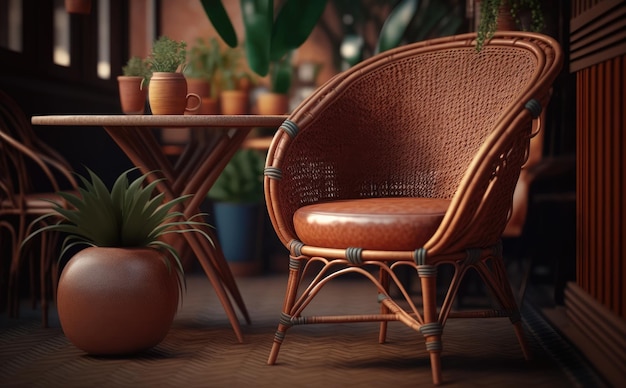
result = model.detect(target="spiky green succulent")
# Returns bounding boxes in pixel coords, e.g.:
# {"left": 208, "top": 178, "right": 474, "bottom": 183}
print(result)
{"left": 25, "top": 168, "right": 212, "bottom": 282}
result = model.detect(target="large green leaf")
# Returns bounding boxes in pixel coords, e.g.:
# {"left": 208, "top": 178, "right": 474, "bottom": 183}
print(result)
{"left": 200, "top": 0, "right": 238, "bottom": 48}
{"left": 241, "top": 0, "right": 273, "bottom": 76}
{"left": 376, "top": 0, "right": 419, "bottom": 53}
{"left": 269, "top": 52, "right": 293, "bottom": 93}
{"left": 270, "top": 0, "right": 328, "bottom": 62}
{"left": 408, "top": 1, "right": 449, "bottom": 42}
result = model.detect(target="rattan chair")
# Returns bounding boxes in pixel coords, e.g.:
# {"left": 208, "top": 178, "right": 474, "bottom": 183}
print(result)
{"left": 0, "top": 90, "right": 77, "bottom": 325}
{"left": 263, "top": 32, "right": 563, "bottom": 385}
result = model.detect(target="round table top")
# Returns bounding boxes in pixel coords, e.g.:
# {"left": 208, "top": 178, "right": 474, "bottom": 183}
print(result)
{"left": 31, "top": 114, "right": 288, "bottom": 128}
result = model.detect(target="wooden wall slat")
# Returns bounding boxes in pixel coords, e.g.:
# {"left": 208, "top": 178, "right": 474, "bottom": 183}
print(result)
{"left": 576, "top": 54, "right": 626, "bottom": 319}
{"left": 614, "top": 56, "right": 623, "bottom": 315}
{"left": 570, "top": 0, "right": 626, "bottom": 72}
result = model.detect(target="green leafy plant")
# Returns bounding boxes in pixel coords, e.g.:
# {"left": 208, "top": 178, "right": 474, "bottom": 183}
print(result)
{"left": 147, "top": 36, "right": 188, "bottom": 73}
{"left": 217, "top": 45, "right": 251, "bottom": 91}
{"left": 208, "top": 149, "right": 265, "bottom": 204}
{"left": 375, "top": 0, "right": 463, "bottom": 54}
{"left": 24, "top": 168, "right": 212, "bottom": 282}
{"left": 184, "top": 37, "right": 222, "bottom": 96}
{"left": 476, "top": 0, "right": 544, "bottom": 51}
{"left": 200, "top": 0, "right": 327, "bottom": 94}
{"left": 122, "top": 56, "right": 152, "bottom": 84}
{"left": 268, "top": 52, "right": 293, "bottom": 94}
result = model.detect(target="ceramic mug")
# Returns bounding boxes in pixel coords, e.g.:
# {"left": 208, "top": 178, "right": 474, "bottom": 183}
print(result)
{"left": 149, "top": 72, "right": 202, "bottom": 115}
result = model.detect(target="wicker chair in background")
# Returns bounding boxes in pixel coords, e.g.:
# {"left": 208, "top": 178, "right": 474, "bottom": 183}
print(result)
{"left": 0, "top": 90, "right": 78, "bottom": 326}
{"left": 263, "top": 32, "right": 563, "bottom": 385}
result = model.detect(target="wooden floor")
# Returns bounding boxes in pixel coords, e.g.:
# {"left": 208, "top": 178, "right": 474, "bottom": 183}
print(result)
{"left": 0, "top": 272, "right": 607, "bottom": 388}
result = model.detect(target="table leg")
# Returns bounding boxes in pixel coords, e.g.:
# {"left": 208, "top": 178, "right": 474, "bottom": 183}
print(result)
{"left": 103, "top": 125, "right": 249, "bottom": 342}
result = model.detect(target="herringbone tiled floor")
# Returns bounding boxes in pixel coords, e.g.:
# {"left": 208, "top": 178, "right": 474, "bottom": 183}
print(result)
{"left": 0, "top": 273, "right": 603, "bottom": 387}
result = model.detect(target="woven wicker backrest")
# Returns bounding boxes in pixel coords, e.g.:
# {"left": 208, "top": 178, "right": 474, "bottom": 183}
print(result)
{"left": 265, "top": 32, "right": 562, "bottom": 253}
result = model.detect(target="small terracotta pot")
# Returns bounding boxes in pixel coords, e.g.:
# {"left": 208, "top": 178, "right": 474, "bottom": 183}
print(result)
{"left": 257, "top": 92, "right": 290, "bottom": 115}
{"left": 117, "top": 76, "right": 146, "bottom": 114}
{"left": 496, "top": 4, "right": 517, "bottom": 30}
{"left": 149, "top": 72, "right": 201, "bottom": 115}
{"left": 65, "top": 0, "right": 91, "bottom": 14}
{"left": 56, "top": 247, "right": 180, "bottom": 355}
{"left": 220, "top": 90, "right": 249, "bottom": 115}
{"left": 185, "top": 97, "right": 219, "bottom": 115}
{"left": 186, "top": 78, "right": 212, "bottom": 98}
{"left": 200, "top": 97, "right": 220, "bottom": 114}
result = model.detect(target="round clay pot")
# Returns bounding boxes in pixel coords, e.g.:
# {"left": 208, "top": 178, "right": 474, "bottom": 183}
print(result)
{"left": 117, "top": 76, "right": 147, "bottom": 114}
{"left": 257, "top": 92, "right": 290, "bottom": 115}
{"left": 220, "top": 90, "right": 249, "bottom": 115}
{"left": 186, "top": 78, "right": 211, "bottom": 98}
{"left": 56, "top": 247, "right": 180, "bottom": 355}
{"left": 186, "top": 97, "right": 219, "bottom": 115}
{"left": 201, "top": 97, "right": 219, "bottom": 114}
{"left": 149, "top": 72, "right": 201, "bottom": 115}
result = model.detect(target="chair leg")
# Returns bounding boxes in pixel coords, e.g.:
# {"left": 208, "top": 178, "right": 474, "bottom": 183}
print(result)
{"left": 513, "top": 320, "right": 532, "bottom": 360}
{"left": 40, "top": 232, "right": 49, "bottom": 328}
{"left": 418, "top": 265, "right": 443, "bottom": 385}
{"left": 516, "top": 253, "right": 535, "bottom": 310}
{"left": 479, "top": 256, "right": 532, "bottom": 361}
{"left": 267, "top": 255, "right": 302, "bottom": 365}
{"left": 8, "top": 249, "right": 20, "bottom": 318}
{"left": 378, "top": 266, "right": 390, "bottom": 344}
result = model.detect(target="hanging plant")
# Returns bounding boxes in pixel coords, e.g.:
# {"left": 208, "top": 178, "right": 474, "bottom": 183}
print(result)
{"left": 476, "top": 0, "right": 544, "bottom": 51}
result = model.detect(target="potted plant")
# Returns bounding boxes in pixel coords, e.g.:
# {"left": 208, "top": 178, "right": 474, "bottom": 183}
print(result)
{"left": 475, "top": 0, "right": 544, "bottom": 51}
{"left": 184, "top": 37, "right": 222, "bottom": 114}
{"left": 147, "top": 36, "right": 200, "bottom": 114}
{"left": 217, "top": 45, "right": 252, "bottom": 115}
{"left": 118, "top": 56, "right": 151, "bottom": 114}
{"left": 208, "top": 149, "right": 265, "bottom": 276}
{"left": 24, "top": 168, "right": 212, "bottom": 355}
{"left": 256, "top": 52, "right": 293, "bottom": 115}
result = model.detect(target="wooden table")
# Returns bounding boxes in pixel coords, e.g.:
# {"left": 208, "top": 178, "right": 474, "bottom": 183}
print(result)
{"left": 31, "top": 114, "right": 287, "bottom": 342}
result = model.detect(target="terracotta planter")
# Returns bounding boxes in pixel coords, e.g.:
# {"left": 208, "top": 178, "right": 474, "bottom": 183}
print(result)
{"left": 257, "top": 92, "right": 290, "bottom": 115}
{"left": 185, "top": 97, "right": 219, "bottom": 115}
{"left": 186, "top": 77, "right": 212, "bottom": 98}
{"left": 149, "top": 72, "right": 201, "bottom": 115}
{"left": 56, "top": 247, "right": 180, "bottom": 355}
{"left": 200, "top": 97, "right": 220, "bottom": 114}
{"left": 496, "top": 3, "right": 517, "bottom": 30}
{"left": 220, "top": 90, "right": 249, "bottom": 115}
{"left": 474, "top": 1, "right": 517, "bottom": 31}
{"left": 117, "top": 76, "right": 147, "bottom": 114}
{"left": 65, "top": 0, "right": 91, "bottom": 14}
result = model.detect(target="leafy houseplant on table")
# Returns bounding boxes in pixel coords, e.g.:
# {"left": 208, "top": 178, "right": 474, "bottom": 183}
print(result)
{"left": 184, "top": 37, "right": 222, "bottom": 114}
{"left": 257, "top": 51, "right": 293, "bottom": 115}
{"left": 118, "top": 56, "right": 152, "bottom": 114}
{"left": 208, "top": 149, "right": 266, "bottom": 276}
{"left": 217, "top": 45, "right": 252, "bottom": 115}
{"left": 475, "top": 0, "right": 544, "bottom": 51}
{"left": 24, "top": 168, "right": 212, "bottom": 355}
{"left": 146, "top": 36, "right": 200, "bottom": 115}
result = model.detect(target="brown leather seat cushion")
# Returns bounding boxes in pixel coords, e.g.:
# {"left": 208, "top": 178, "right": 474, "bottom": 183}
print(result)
{"left": 293, "top": 197, "right": 450, "bottom": 251}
